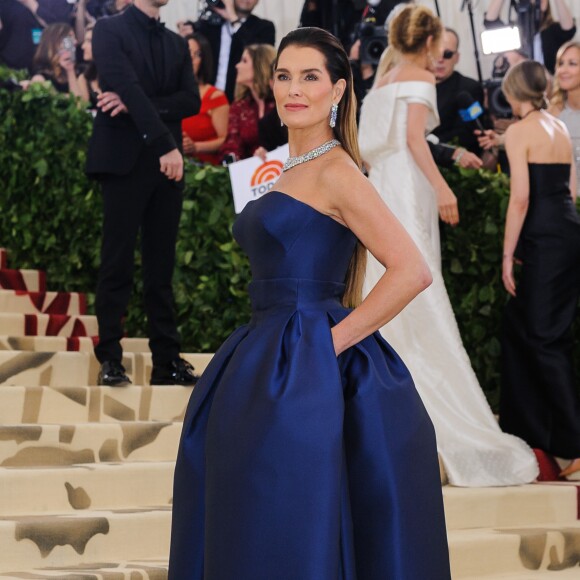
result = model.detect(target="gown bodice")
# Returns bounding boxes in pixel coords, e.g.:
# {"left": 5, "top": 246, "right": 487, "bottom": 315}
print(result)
{"left": 233, "top": 190, "right": 357, "bottom": 284}
{"left": 521, "top": 163, "right": 580, "bottom": 246}
{"left": 358, "top": 81, "right": 439, "bottom": 165}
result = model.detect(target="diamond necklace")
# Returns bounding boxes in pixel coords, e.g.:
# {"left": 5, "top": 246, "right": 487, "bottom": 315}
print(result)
{"left": 282, "top": 139, "right": 341, "bottom": 172}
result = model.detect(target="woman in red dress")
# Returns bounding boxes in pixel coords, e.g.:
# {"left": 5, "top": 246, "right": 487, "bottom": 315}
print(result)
{"left": 182, "top": 33, "right": 229, "bottom": 165}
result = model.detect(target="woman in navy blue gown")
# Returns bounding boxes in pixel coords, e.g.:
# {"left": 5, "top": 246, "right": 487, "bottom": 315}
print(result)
{"left": 169, "top": 27, "right": 451, "bottom": 580}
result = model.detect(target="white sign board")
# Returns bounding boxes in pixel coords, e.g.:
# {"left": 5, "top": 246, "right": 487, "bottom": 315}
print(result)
{"left": 227, "top": 144, "right": 290, "bottom": 214}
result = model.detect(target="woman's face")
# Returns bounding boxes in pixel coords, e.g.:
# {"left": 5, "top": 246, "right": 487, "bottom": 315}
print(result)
{"left": 273, "top": 45, "right": 345, "bottom": 130}
{"left": 235, "top": 50, "right": 254, "bottom": 88}
{"left": 557, "top": 47, "right": 580, "bottom": 93}
{"left": 82, "top": 30, "right": 93, "bottom": 62}
{"left": 188, "top": 38, "right": 202, "bottom": 78}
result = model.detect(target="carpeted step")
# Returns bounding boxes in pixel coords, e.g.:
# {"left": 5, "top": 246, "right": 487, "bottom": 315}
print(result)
{"left": 0, "top": 270, "right": 46, "bottom": 293}
{"left": 0, "top": 385, "right": 192, "bottom": 424}
{"left": 0, "top": 462, "right": 174, "bottom": 515}
{"left": 0, "top": 422, "right": 183, "bottom": 467}
{"left": 443, "top": 484, "right": 578, "bottom": 530}
{"left": 448, "top": 520, "right": 580, "bottom": 578}
{"left": 0, "top": 336, "right": 152, "bottom": 353}
{"left": 465, "top": 571, "right": 580, "bottom": 579}
{"left": 0, "top": 249, "right": 7, "bottom": 269}
{"left": 0, "top": 290, "right": 87, "bottom": 315}
{"left": 0, "top": 351, "right": 212, "bottom": 387}
{"left": 0, "top": 508, "right": 171, "bottom": 572}
{"left": 0, "top": 313, "right": 97, "bottom": 338}
{"left": 0, "top": 559, "right": 169, "bottom": 579}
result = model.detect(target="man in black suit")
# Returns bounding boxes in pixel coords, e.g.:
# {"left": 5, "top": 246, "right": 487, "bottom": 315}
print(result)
{"left": 195, "top": 0, "right": 275, "bottom": 102}
{"left": 86, "top": 0, "right": 200, "bottom": 386}
{"left": 433, "top": 27, "right": 485, "bottom": 156}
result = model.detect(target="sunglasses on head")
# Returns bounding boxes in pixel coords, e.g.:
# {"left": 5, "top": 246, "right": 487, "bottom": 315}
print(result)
{"left": 443, "top": 49, "right": 457, "bottom": 60}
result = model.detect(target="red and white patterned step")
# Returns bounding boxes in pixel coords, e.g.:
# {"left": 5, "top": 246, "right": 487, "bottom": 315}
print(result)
{"left": 0, "top": 269, "right": 46, "bottom": 292}
{"left": 0, "top": 248, "right": 7, "bottom": 269}
{"left": 0, "top": 313, "right": 98, "bottom": 337}
{"left": 0, "top": 290, "right": 87, "bottom": 315}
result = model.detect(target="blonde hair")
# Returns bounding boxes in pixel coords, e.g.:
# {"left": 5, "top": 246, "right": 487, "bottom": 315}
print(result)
{"left": 373, "top": 45, "right": 400, "bottom": 88}
{"left": 388, "top": 5, "right": 442, "bottom": 55}
{"left": 502, "top": 60, "right": 548, "bottom": 111}
{"left": 275, "top": 27, "right": 365, "bottom": 307}
{"left": 550, "top": 41, "right": 580, "bottom": 111}
{"left": 235, "top": 43, "right": 277, "bottom": 102}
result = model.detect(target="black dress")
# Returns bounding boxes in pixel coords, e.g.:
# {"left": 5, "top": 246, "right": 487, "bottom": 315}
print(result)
{"left": 500, "top": 163, "right": 580, "bottom": 458}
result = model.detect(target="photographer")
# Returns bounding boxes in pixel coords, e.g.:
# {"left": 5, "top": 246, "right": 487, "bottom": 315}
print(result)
{"left": 195, "top": 0, "right": 275, "bottom": 103}
{"left": 484, "top": 0, "right": 575, "bottom": 74}
{"left": 29, "top": 23, "right": 83, "bottom": 98}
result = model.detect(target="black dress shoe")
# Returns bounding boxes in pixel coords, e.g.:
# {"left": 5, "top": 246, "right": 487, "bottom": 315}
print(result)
{"left": 98, "top": 360, "right": 131, "bottom": 387}
{"left": 150, "top": 357, "right": 199, "bottom": 386}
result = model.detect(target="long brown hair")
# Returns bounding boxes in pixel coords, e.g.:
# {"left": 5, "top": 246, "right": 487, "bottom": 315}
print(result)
{"left": 502, "top": 60, "right": 549, "bottom": 110}
{"left": 275, "top": 27, "right": 365, "bottom": 307}
{"left": 235, "top": 43, "right": 277, "bottom": 102}
{"left": 33, "top": 23, "right": 75, "bottom": 81}
{"left": 550, "top": 41, "right": 580, "bottom": 111}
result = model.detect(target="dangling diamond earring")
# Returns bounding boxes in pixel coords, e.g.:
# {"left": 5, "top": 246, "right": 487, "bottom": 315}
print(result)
{"left": 280, "top": 119, "right": 284, "bottom": 127}
{"left": 329, "top": 103, "right": 338, "bottom": 128}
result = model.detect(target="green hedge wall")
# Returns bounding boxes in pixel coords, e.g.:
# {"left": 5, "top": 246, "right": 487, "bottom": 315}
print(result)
{"left": 1, "top": 78, "right": 578, "bottom": 409}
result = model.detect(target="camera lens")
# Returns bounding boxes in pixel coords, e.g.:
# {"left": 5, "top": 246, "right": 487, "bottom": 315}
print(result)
{"left": 367, "top": 39, "right": 385, "bottom": 61}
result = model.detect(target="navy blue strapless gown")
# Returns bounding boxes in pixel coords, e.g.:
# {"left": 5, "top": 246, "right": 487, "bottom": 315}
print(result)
{"left": 168, "top": 191, "right": 451, "bottom": 580}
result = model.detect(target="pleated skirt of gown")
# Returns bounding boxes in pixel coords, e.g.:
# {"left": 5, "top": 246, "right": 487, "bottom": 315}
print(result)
{"left": 168, "top": 278, "right": 451, "bottom": 580}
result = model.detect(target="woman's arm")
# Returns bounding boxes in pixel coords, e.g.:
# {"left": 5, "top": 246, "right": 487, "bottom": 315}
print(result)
{"left": 552, "top": 0, "right": 574, "bottom": 31}
{"left": 322, "top": 162, "right": 432, "bottom": 355}
{"left": 502, "top": 125, "right": 530, "bottom": 297}
{"left": 407, "top": 102, "right": 459, "bottom": 225}
{"left": 77, "top": 73, "right": 90, "bottom": 102}
{"left": 485, "top": 0, "right": 506, "bottom": 22}
{"left": 194, "top": 102, "right": 230, "bottom": 154}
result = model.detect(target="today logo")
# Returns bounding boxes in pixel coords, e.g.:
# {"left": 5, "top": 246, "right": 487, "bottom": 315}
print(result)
{"left": 250, "top": 160, "right": 284, "bottom": 198}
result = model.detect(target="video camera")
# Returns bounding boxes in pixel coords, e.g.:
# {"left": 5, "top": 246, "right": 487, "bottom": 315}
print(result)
{"left": 353, "top": 19, "right": 388, "bottom": 65}
{"left": 351, "top": 1, "right": 392, "bottom": 66}
{"left": 198, "top": 0, "right": 225, "bottom": 25}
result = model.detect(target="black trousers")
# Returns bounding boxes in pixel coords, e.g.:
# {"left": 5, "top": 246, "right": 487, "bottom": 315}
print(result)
{"left": 94, "top": 147, "right": 183, "bottom": 367}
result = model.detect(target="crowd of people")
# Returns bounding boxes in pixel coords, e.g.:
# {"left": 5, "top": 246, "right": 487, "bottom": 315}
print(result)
{"left": 2, "top": 0, "right": 580, "bottom": 575}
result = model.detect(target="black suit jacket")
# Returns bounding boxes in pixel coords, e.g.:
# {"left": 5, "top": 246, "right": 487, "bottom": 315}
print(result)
{"left": 433, "top": 71, "right": 485, "bottom": 154}
{"left": 86, "top": 6, "right": 200, "bottom": 177}
{"left": 195, "top": 14, "right": 275, "bottom": 103}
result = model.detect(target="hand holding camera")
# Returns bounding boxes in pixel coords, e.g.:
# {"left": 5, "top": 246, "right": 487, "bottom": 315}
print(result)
{"left": 207, "top": 0, "right": 238, "bottom": 24}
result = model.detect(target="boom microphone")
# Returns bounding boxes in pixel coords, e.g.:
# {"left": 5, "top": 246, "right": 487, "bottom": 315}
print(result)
{"left": 456, "top": 91, "right": 485, "bottom": 132}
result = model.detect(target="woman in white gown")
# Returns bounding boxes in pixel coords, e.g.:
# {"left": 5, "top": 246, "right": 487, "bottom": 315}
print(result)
{"left": 359, "top": 5, "right": 538, "bottom": 487}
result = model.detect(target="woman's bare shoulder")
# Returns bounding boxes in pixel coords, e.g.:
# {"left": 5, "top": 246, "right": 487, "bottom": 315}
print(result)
{"left": 376, "top": 65, "right": 434, "bottom": 88}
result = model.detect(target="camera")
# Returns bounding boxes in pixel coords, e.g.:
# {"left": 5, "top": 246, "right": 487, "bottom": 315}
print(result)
{"left": 485, "top": 80, "right": 512, "bottom": 118}
{"left": 207, "top": 0, "right": 225, "bottom": 9}
{"left": 60, "top": 35, "right": 76, "bottom": 63}
{"left": 354, "top": 20, "right": 387, "bottom": 65}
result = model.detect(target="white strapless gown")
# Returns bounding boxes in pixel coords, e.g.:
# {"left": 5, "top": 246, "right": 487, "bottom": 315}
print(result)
{"left": 359, "top": 81, "right": 538, "bottom": 486}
